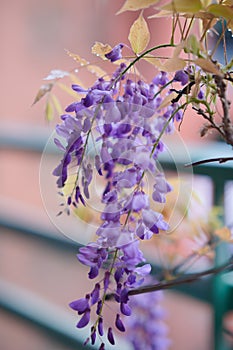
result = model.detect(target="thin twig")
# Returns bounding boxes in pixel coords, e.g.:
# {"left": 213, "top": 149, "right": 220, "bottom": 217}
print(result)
{"left": 106, "top": 258, "right": 233, "bottom": 300}
{"left": 185, "top": 157, "right": 233, "bottom": 167}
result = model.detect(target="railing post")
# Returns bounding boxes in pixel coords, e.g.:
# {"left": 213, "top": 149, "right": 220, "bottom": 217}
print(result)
{"left": 212, "top": 178, "right": 231, "bottom": 350}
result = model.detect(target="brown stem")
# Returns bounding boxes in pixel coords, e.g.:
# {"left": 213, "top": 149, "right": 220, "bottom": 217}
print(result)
{"left": 106, "top": 258, "right": 233, "bottom": 300}
{"left": 185, "top": 157, "right": 233, "bottom": 167}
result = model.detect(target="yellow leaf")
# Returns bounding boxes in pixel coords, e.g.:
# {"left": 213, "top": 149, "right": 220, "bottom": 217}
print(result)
{"left": 207, "top": 4, "right": 233, "bottom": 20}
{"left": 148, "top": 10, "right": 171, "bottom": 18}
{"left": 201, "top": 0, "right": 213, "bottom": 8}
{"left": 143, "top": 55, "right": 161, "bottom": 67}
{"left": 65, "top": 50, "right": 89, "bottom": 66}
{"left": 91, "top": 42, "right": 112, "bottom": 59}
{"left": 51, "top": 94, "right": 63, "bottom": 115}
{"left": 215, "top": 227, "right": 232, "bottom": 242}
{"left": 45, "top": 100, "right": 54, "bottom": 122}
{"left": 128, "top": 12, "right": 150, "bottom": 54}
{"left": 183, "top": 11, "right": 214, "bottom": 19}
{"left": 32, "top": 83, "right": 53, "bottom": 105}
{"left": 117, "top": 0, "right": 160, "bottom": 14}
{"left": 161, "top": 57, "right": 186, "bottom": 72}
{"left": 158, "top": 91, "right": 178, "bottom": 109}
{"left": 195, "top": 58, "right": 223, "bottom": 76}
{"left": 222, "top": 0, "right": 233, "bottom": 5}
{"left": 162, "top": 0, "right": 203, "bottom": 13}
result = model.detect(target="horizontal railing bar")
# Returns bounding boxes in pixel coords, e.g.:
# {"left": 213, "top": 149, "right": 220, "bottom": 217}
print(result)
{"left": 0, "top": 215, "right": 80, "bottom": 251}
{"left": 0, "top": 281, "right": 92, "bottom": 349}
{"left": 0, "top": 280, "right": 131, "bottom": 349}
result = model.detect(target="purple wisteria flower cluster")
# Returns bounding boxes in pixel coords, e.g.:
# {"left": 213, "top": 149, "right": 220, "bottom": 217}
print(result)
{"left": 52, "top": 45, "right": 188, "bottom": 349}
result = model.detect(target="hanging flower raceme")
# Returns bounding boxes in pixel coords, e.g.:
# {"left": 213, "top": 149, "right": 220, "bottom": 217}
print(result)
{"left": 52, "top": 56, "right": 188, "bottom": 348}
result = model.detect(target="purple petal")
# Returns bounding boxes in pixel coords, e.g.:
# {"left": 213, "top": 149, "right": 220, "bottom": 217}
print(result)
{"left": 96, "top": 300, "right": 102, "bottom": 316}
{"left": 104, "top": 271, "right": 110, "bottom": 291}
{"left": 105, "top": 44, "right": 123, "bottom": 62}
{"left": 76, "top": 309, "right": 90, "bottom": 328}
{"left": 88, "top": 266, "right": 99, "bottom": 279}
{"left": 95, "top": 155, "right": 103, "bottom": 176}
{"left": 115, "top": 314, "right": 125, "bottom": 332}
{"left": 120, "top": 288, "right": 129, "bottom": 303}
{"left": 91, "top": 327, "right": 96, "bottom": 345}
{"left": 174, "top": 70, "right": 189, "bottom": 85}
{"left": 98, "top": 317, "right": 104, "bottom": 336}
{"left": 134, "top": 264, "right": 151, "bottom": 276}
{"left": 72, "top": 84, "right": 88, "bottom": 93}
{"left": 120, "top": 302, "right": 131, "bottom": 316}
{"left": 91, "top": 283, "right": 100, "bottom": 305}
{"left": 54, "top": 138, "right": 65, "bottom": 151}
{"left": 107, "top": 327, "right": 115, "bottom": 345}
{"left": 69, "top": 296, "right": 89, "bottom": 313}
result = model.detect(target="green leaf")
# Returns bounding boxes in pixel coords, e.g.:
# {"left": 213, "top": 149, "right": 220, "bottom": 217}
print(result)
{"left": 45, "top": 100, "right": 54, "bottom": 122}
{"left": 128, "top": 12, "right": 150, "bottom": 54}
{"left": 162, "top": 0, "right": 203, "bottom": 13}
{"left": 185, "top": 34, "right": 203, "bottom": 55}
{"left": 117, "top": 0, "right": 159, "bottom": 14}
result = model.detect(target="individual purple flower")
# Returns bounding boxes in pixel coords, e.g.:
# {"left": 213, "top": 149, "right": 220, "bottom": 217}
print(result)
{"left": 198, "top": 89, "right": 204, "bottom": 99}
{"left": 91, "top": 326, "right": 96, "bottom": 345}
{"left": 105, "top": 44, "right": 124, "bottom": 62}
{"left": 153, "top": 71, "right": 168, "bottom": 86}
{"left": 142, "top": 209, "right": 169, "bottom": 234}
{"left": 91, "top": 283, "right": 100, "bottom": 305}
{"left": 107, "top": 327, "right": 115, "bottom": 345}
{"left": 113, "top": 167, "right": 138, "bottom": 189}
{"left": 69, "top": 295, "right": 90, "bottom": 314}
{"left": 77, "top": 243, "right": 108, "bottom": 276}
{"left": 121, "top": 240, "right": 145, "bottom": 268}
{"left": 152, "top": 173, "right": 172, "bottom": 203}
{"left": 98, "top": 317, "right": 104, "bottom": 336}
{"left": 131, "top": 191, "right": 149, "bottom": 212}
{"left": 120, "top": 301, "right": 132, "bottom": 316}
{"left": 115, "top": 313, "right": 125, "bottom": 332}
{"left": 174, "top": 70, "right": 189, "bottom": 85}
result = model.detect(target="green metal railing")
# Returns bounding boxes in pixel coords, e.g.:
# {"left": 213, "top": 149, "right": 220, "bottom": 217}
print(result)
{"left": 1, "top": 126, "right": 233, "bottom": 349}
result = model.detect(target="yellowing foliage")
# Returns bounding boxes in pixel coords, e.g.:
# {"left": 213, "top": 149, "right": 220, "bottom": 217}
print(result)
{"left": 162, "top": 0, "right": 203, "bottom": 13}
{"left": 91, "top": 42, "right": 112, "bottom": 59}
{"left": 117, "top": 0, "right": 160, "bottom": 14}
{"left": 128, "top": 12, "right": 150, "bottom": 54}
